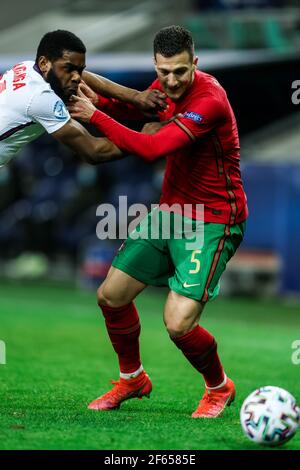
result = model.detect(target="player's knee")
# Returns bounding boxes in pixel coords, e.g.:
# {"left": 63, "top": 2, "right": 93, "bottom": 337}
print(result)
{"left": 97, "top": 284, "right": 115, "bottom": 307}
{"left": 165, "top": 319, "right": 190, "bottom": 338}
{"left": 97, "top": 282, "right": 128, "bottom": 308}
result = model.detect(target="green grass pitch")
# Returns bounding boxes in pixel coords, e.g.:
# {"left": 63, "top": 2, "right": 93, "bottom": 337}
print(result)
{"left": 0, "top": 281, "right": 299, "bottom": 450}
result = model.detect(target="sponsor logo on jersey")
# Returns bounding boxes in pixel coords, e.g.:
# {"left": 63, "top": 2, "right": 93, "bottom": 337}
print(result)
{"left": 183, "top": 111, "right": 203, "bottom": 123}
{"left": 53, "top": 100, "right": 68, "bottom": 120}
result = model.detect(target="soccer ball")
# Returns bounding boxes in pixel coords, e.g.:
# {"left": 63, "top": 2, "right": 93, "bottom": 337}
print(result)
{"left": 240, "top": 386, "right": 300, "bottom": 446}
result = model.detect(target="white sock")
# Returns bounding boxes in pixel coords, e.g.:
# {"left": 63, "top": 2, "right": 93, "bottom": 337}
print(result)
{"left": 206, "top": 374, "right": 227, "bottom": 390}
{"left": 120, "top": 365, "right": 144, "bottom": 380}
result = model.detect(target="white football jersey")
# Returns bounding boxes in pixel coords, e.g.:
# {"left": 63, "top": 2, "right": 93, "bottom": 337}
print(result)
{"left": 0, "top": 61, "right": 70, "bottom": 167}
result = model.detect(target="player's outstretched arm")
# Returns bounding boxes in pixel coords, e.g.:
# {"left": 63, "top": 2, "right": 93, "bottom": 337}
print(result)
{"left": 68, "top": 92, "right": 191, "bottom": 161}
{"left": 83, "top": 70, "right": 166, "bottom": 113}
{"left": 69, "top": 91, "right": 225, "bottom": 161}
{"left": 52, "top": 118, "right": 124, "bottom": 165}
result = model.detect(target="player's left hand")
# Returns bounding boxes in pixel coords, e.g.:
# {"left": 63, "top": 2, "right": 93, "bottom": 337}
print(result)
{"left": 68, "top": 88, "right": 97, "bottom": 122}
{"left": 141, "top": 122, "right": 162, "bottom": 134}
{"left": 142, "top": 114, "right": 183, "bottom": 134}
{"left": 133, "top": 89, "right": 167, "bottom": 114}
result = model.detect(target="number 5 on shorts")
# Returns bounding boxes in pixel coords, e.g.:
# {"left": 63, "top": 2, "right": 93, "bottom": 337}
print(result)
{"left": 189, "top": 250, "right": 201, "bottom": 274}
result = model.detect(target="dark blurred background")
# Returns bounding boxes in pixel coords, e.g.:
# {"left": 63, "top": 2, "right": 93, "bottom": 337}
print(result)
{"left": 0, "top": 0, "right": 300, "bottom": 297}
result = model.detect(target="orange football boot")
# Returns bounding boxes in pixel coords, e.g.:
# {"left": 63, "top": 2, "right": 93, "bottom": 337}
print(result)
{"left": 88, "top": 370, "right": 152, "bottom": 410}
{"left": 192, "top": 377, "right": 236, "bottom": 418}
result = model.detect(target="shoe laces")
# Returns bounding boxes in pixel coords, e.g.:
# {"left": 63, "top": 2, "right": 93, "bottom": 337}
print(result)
{"left": 112, "top": 378, "right": 130, "bottom": 392}
{"left": 111, "top": 379, "right": 121, "bottom": 386}
{"left": 98, "top": 379, "right": 126, "bottom": 400}
{"left": 110, "top": 377, "right": 141, "bottom": 395}
{"left": 199, "top": 389, "right": 223, "bottom": 408}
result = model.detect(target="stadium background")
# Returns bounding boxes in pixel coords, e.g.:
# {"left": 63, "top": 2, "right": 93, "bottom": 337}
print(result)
{"left": 0, "top": 0, "right": 299, "bottom": 451}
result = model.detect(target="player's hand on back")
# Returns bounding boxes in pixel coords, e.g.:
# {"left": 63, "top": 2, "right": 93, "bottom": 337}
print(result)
{"left": 141, "top": 114, "right": 183, "bottom": 134}
{"left": 141, "top": 122, "right": 163, "bottom": 134}
{"left": 68, "top": 88, "right": 97, "bottom": 123}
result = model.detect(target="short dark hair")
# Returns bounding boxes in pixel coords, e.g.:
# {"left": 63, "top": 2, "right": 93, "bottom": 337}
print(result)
{"left": 153, "top": 25, "right": 194, "bottom": 61}
{"left": 36, "top": 30, "right": 86, "bottom": 62}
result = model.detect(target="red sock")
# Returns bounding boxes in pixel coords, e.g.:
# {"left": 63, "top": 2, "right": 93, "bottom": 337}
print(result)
{"left": 100, "top": 302, "right": 141, "bottom": 374}
{"left": 171, "top": 325, "right": 224, "bottom": 388}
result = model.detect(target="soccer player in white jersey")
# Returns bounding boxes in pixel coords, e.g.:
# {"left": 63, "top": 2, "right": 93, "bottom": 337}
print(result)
{"left": 0, "top": 30, "right": 166, "bottom": 167}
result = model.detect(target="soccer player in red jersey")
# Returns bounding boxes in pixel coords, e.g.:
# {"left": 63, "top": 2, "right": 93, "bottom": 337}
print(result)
{"left": 70, "top": 25, "right": 248, "bottom": 418}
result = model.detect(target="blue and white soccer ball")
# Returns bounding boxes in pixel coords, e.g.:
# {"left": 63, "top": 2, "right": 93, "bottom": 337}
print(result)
{"left": 240, "top": 386, "right": 300, "bottom": 446}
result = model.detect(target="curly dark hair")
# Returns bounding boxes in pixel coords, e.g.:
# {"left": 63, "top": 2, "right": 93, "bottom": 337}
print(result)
{"left": 153, "top": 25, "right": 194, "bottom": 61}
{"left": 36, "top": 30, "right": 86, "bottom": 63}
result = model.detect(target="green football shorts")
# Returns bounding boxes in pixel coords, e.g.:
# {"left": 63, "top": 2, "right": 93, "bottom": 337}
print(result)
{"left": 112, "top": 208, "right": 246, "bottom": 303}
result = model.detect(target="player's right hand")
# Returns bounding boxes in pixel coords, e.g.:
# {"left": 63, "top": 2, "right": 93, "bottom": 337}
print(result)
{"left": 79, "top": 81, "right": 99, "bottom": 106}
{"left": 134, "top": 89, "right": 167, "bottom": 114}
{"left": 68, "top": 88, "right": 97, "bottom": 123}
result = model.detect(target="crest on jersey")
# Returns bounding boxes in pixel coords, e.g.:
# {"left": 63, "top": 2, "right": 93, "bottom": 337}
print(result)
{"left": 53, "top": 100, "right": 68, "bottom": 120}
{"left": 183, "top": 111, "right": 203, "bottom": 123}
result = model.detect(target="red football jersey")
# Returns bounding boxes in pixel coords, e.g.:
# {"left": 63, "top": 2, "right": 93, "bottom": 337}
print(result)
{"left": 91, "top": 70, "right": 248, "bottom": 225}
{"left": 149, "top": 70, "right": 248, "bottom": 224}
